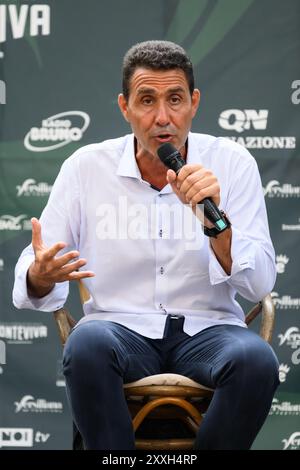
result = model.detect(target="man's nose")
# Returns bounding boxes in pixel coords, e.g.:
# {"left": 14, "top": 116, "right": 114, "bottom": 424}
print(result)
{"left": 155, "top": 102, "right": 170, "bottom": 126}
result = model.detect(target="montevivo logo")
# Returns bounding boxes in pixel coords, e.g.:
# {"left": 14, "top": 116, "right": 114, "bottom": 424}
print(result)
{"left": 263, "top": 180, "right": 300, "bottom": 198}
{"left": 15, "top": 395, "right": 63, "bottom": 413}
{"left": 0, "top": 323, "right": 48, "bottom": 344}
{"left": 24, "top": 111, "right": 90, "bottom": 152}
{"left": 218, "top": 109, "right": 296, "bottom": 149}
{"left": 16, "top": 178, "right": 53, "bottom": 197}
{"left": 0, "top": 214, "right": 31, "bottom": 231}
{"left": 0, "top": 428, "right": 50, "bottom": 448}
{"left": 282, "top": 432, "right": 300, "bottom": 450}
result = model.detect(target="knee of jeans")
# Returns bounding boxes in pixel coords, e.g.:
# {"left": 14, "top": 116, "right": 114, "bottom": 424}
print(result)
{"left": 63, "top": 321, "right": 118, "bottom": 371}
{"left": 220, "top": 338, "right": 280, "bottom": 387}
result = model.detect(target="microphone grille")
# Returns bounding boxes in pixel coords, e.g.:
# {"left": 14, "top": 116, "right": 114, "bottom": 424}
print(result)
{"left": 157, "top": 143, "right": 177, "bottom": 163}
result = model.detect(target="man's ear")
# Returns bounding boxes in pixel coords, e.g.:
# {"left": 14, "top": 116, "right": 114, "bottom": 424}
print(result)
{"left": 191, "top": 88, "right": 201, "bottom": 118}
{"left": 118, "top": 94, "right": 130, "bottom": 122}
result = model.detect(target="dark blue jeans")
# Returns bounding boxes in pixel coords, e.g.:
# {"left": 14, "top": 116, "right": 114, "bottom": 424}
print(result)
{"left": 62, "top": 315, "right": 279, "bottom": 450}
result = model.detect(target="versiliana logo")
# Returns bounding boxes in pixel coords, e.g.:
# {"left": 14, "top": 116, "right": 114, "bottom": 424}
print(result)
{"left": 24, "top": 111, "right": 90, "bottom": 152}
{"left": 270, "top": 398, "right": 300, "bottom": 416}
{"left": 278, "top": 327, "right": 300, "bottom": 365}
{"left": 16, "top": 179, "right": 52, "bottom": 197}
{"left": 263, "top": 180, "right": 300, "bottom": 198}
{"left": 15, "top": 395, "right": 63, "bottom": 413}
{"left": 282, "top": 432, "right": 300, "bottom": 450}
{"left": 271, "top": 292, "right": 300, "bottom": 310}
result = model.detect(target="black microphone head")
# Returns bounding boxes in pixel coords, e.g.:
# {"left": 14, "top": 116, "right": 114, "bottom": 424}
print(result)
{"left": 157, "top": 143, "right": 185, "bottom": 174}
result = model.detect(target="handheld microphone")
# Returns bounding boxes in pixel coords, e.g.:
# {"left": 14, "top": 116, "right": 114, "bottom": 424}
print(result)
{"left": 157, "top": 142, "right": 229, "bottom": 232}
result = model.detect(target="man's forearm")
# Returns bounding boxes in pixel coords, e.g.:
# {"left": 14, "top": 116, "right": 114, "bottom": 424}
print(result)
{"left": 210, "top": 227, "right": 232, "bottom": 275}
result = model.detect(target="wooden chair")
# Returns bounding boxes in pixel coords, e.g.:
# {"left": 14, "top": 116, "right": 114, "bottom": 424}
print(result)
{"left": 54, "top": 281, "right": 275, "bottom": 450}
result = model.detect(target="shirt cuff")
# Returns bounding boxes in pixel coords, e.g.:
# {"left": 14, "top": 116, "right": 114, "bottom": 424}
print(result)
{"left": 13, "top": 255, "right": 69, "bottom": 312}
{"left": 208, "top": 226, "right": 256, "bottom": 285}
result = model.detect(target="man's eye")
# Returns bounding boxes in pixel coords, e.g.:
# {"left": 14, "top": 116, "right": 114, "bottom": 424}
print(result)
{"left": 170, "top": 95, "right": 181, "bottom": 104}
{"left": 142, "top": 97, "right": 153, "bottom": 105}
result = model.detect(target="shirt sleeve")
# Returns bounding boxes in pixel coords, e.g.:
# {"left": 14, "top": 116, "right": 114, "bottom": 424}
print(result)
{"left": 12, "top": 157, "right": 80, "bottom": 312}
{"left": 208, "top": 153, "right": 276, "bottom": 303}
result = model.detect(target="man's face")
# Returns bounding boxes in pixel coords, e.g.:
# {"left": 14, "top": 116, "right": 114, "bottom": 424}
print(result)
{"left": 118, "top": 67, "right": 200, "bottom": 157}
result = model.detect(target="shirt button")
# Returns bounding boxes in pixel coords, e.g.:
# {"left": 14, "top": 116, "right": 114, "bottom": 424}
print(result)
{"left": 160, "top": 267, "right": 164, "bottom": 274}
{"left": 159, "top": 303, "right": 163, "bottom": 309}
{"left": 159, "top": 229, "right": 163, "bottom": 237}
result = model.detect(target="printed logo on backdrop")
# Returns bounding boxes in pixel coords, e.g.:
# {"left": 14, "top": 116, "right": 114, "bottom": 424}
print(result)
{"left": 0, "top": 323, "right": 48, "bottom": 344}
{"left": 56, "top": 359, "right": 65, "bottom": 387}
{"left": 282, "top": 216, "right": 300, "bottom": 231}
{"left": 270, "top": 398, "right": 300, "bottom": 416}
{"left": 278, "top": 364, "right": 290, "bottom": 383}
{"left": 0, "top": 79, "right": 5, "bottom": 103}
{"left": 0, "top": 338, "right": 6, "bottom": 375}
{"left": 263, "top": 181, "right": 300, "bottom": 198}
{"left": 0, "top": 4, "right": 50, "bottom": 59}
{"left": 282, "top": 432, "right": 300, "bottom": 450}
{"left": 218, "top": 109, "right": 296, "bottom": 149}
{"left": 14, "top": 395, "right": 63, "bottom": 413}
{"left": 278, "top": 327, "right": 300, "bottom": 365}
{"left": 16, "top": 179, "right": 53, "bottom": 197}
{"left": 0, "top": 215, "right": 31, "bottom": 231}
{"left": 291, "top": 80, "right": 300, "bottom": 105}
{"left": 24, "top": 111, "right": 90, "bottom": 152}
{"left": 0, "top": 428, "right": 50, "bottom": 448}
{"left": 271, "top": 292, "right": 300, "bottom": 310}
{"left": 275, "top": 255, "right": 289, "bottom": 274}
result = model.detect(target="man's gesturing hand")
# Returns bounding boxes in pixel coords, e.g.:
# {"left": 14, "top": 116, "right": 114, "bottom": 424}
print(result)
{"left": 27, "top": 218, "right": 95, "bottom": 298}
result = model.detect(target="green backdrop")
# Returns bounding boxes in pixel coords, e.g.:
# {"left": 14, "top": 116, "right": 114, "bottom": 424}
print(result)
{"left": 0, "top": 0, "right": 299, "bottom": 450}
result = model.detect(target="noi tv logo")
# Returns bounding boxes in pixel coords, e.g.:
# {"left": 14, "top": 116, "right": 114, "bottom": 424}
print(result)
{"left": 0, "top": 428, "right": 33, "bottom": 448}
{"left": 218, "top": 109, "right": 268, "bottom": 133}
{"left": 24, "top": 111, "right": 90, "bottom": 152}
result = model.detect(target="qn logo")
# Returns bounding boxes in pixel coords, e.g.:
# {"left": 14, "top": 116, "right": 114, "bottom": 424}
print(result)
{"left": 218, "top": 109, "right": 268, "bottom": 133}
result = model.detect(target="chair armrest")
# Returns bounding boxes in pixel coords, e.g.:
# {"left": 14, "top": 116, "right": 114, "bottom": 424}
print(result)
{"left": 245, "top": 294, "right": 275, "bottom": 344}
{"left": 259, "top": 294, "right": 275, "bottom": 344}
{"left": 53, "top": 308, "right": 77, "bottom": 346}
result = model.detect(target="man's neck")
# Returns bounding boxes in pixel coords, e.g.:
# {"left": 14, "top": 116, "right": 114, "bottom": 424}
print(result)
{"left": 134, "top": 138, "right": 187, "bottom": 190}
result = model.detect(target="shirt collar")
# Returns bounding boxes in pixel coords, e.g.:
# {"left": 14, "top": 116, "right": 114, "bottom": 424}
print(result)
{"left": 116, "top": 133, "right": 198, "bottom": 194}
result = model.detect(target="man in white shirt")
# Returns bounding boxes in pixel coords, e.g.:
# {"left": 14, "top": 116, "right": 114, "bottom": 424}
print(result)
{"left": 13, "top": 40, "right": 279, "bottom": 450}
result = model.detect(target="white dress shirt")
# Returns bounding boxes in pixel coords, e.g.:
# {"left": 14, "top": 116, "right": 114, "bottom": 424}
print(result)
{"left": 13, "top": 132, "right": 276, "bottom": 338}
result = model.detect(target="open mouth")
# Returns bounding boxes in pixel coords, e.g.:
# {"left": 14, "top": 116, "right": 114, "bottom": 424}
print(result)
{"left": 155, "top": 134, "right": 173, "bottom": 142}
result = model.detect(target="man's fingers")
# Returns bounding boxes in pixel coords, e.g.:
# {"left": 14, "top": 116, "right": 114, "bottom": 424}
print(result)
{"left": 43, "top": 241, "right": 67, "bottom": 260}
{"left": 60, "top": 258, "right": 87, "bottom": 276}
{"left": 31, "top": 218, "right": 43, "bottom": 251}
{"left": 67, "top": 271, "right": 95, "bottom": 281}
{"left": 53, "top": 250, "right": 80, "bottom": 268}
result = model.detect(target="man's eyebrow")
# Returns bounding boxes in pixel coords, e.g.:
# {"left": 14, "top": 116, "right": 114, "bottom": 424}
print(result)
{"left": 136, "top": 86, "right": 186, "bottom": 95}
{"left": 137, "top": 88, "right": 156, "bottom": 96}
